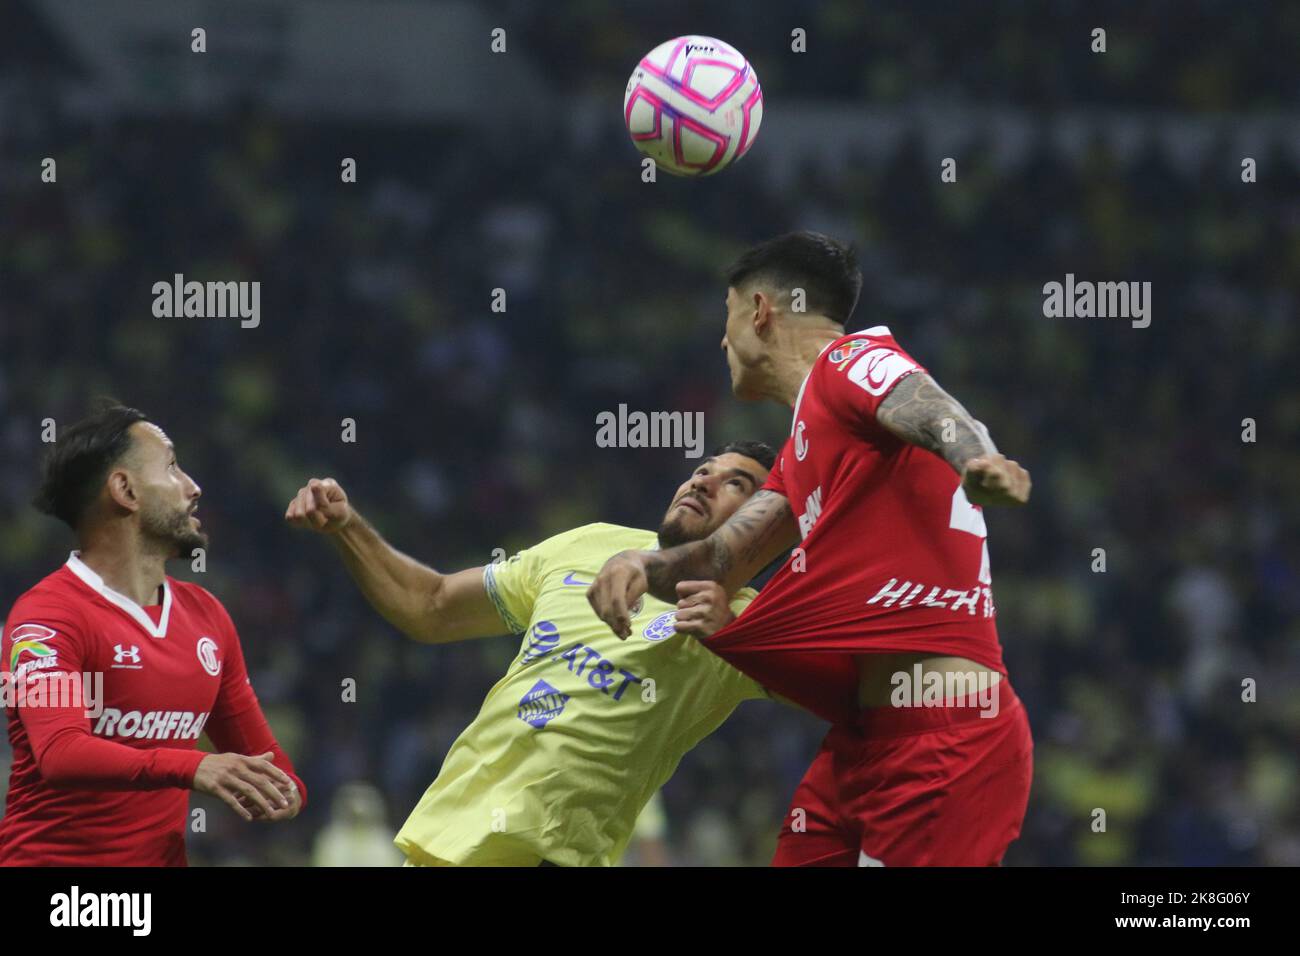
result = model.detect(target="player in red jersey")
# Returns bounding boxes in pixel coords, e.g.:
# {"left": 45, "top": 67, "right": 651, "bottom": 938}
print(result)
{"left": 590, "top": 232, "right": 1033, "bottom": 866}
{"left": 0, "top": 402, "right": 305, "bottom": 866}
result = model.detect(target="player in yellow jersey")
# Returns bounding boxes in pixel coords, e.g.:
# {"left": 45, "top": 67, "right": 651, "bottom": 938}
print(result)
{"left": 285, "top": 440, "right": 777, "bottom": 866}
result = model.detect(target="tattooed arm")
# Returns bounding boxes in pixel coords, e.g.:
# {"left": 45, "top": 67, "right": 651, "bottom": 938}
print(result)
{"left": 876, "top": 372, "right": 995, "bottom": 470}
{"left": 876, "top": 372, "right": 1031, "bottom": 507}
{"left": 587, "top": 489, "right": 798, "bottom": 639}
{"left": 647, "top": 489, "right": 797, "bottom": 599}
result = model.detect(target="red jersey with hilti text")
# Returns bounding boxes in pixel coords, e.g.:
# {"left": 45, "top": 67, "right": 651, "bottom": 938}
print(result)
{"left": 0, "top": 553, "right": 304, "bottom": 866}
{"left": 706, "top": 326, "right": 1005, "bottom": 726}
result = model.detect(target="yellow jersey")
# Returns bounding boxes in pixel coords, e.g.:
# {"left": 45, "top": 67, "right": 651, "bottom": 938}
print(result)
{"left": 394, "top": 523, "right": 764, "bottom": 866}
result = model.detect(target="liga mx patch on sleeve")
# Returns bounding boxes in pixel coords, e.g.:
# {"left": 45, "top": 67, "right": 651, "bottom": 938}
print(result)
{"left": 827, "top": 338, "right": 869, "bottom": 368}
{"left": 517, "top": 679, "right": 570, "bottom": 728}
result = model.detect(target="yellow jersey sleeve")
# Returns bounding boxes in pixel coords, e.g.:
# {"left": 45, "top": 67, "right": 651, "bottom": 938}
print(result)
{"left": 482, "top": 547, "right": 545, "bottom": 634}
{"left": 729, "top": 585, "right": 759, "bottom": 614}
{"left": 481, "top": 527, "right": 589, "bottom": 634}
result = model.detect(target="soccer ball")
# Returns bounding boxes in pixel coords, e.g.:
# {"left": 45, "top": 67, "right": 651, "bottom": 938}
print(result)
{"left": 623, "top": 36, "right": 763, "bottom": 177}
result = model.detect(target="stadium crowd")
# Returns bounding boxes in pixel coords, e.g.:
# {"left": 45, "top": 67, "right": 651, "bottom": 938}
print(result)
{"left": 1, "top": 2, "right": 1296, "bottom": 865}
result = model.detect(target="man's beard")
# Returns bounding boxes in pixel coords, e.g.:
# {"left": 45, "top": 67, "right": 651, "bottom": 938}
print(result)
{"left": 656, "top": 513, "right": 697, "bottom": 551}
{"left": 142, "top": 503, "right": 209, "bottom": 556}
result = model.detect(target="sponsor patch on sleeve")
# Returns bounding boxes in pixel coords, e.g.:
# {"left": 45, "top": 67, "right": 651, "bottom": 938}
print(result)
{"left": 8, "top": 623, "right": 60, "bottom": 677}
{"left": 846, "top": 346, "right": 919, "bottom": 397}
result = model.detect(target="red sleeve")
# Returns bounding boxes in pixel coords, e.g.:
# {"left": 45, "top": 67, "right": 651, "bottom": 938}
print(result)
{"left": 761, "top": 437, "right": 791, "bottom": 496}
{"left": 201, "top": 599, "right": 307, "bottom": 807}
{"left": 819, "top": 337, "right": 926, "bottom": 430}
{"left": 6, "top": 601, "right": 205, "bottom": 790}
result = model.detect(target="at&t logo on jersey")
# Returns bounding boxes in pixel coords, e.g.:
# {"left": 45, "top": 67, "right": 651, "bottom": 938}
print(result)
{"left": 517, "top": 679, "right": 569, "bottom": 728}
{"left": 544, "top": 642, "right": 646, "bottom": 702}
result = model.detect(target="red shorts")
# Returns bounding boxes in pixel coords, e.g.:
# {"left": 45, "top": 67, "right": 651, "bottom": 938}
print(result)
{"left": 773, "top": 681, "right": 1033, "bottom": 867}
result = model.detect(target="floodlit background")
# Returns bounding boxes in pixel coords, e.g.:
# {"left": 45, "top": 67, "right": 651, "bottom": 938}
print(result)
{"left": 2, "top": 0, "right": 1298, "bottom": 865}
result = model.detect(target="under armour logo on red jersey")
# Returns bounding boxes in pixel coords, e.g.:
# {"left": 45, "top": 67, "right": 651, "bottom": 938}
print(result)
{"left": 113, "top": 644, "right": 142, "bottom": 668}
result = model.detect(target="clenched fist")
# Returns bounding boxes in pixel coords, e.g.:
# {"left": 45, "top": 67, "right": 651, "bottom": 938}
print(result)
{"left": 961, "top": 455, "right": 1031, "bottom": 507}
{"left": 672, "top": 581, "right": 735, "bottom": 639}
{"left": 285, "top": 477, "right": 353, "bottom": 533}
{"left": 193, "top": 751, "right": 297, "bottom": 822}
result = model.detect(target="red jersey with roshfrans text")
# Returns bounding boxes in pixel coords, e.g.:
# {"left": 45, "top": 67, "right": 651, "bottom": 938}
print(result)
{"left": 0, "top": 553, "right": 305, "bottom": 866}
{"left": 706, "top": 326, "right": 1005, "bottom": 726}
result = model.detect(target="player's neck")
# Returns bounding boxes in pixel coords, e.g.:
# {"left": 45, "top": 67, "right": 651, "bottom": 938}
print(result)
{"left": 77, "top": 530, "right": 169, "bottom": 607}
{"left": 769, "top": 325, "right": 841, "bottom": 407}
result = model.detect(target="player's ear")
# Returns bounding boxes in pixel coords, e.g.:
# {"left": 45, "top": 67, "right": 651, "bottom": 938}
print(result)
{"left": 105, "top": 468, "right": 140, "bottom": 513}
{"left": 752, "top": 289, "right": 774, "bottom": 334}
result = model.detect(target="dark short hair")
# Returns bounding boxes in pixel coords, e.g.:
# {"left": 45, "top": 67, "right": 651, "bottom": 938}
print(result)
{"left": 33, "top": 401, "right": 150, "bottom": 530}
{"left": 725, "top": 231, "right": 862, "bottom": 325}
{"left": 711, "top": 439, "right": 777, "bottom": 472}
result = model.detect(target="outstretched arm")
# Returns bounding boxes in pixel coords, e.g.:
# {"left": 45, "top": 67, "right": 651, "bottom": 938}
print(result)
{"left": 875, "top": 372, "right": 1031, "bottom": 506}
{"left": 286, "top": 478, "right": 503, "bottom": 644}
{"left": 588, "top": 489, "right": 798, "bottom": 639}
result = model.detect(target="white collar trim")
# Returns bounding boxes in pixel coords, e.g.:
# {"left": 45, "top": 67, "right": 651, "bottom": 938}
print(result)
{"left": 65, "top": 552, "right": 172, "bottom": 639}
{"left": 852, "top": 325, "right": 891, "bottom": 337}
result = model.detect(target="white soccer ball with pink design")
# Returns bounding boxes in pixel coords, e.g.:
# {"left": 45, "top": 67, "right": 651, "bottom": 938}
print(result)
{"left": 623, "top": 36, "right": 763, "bottom": 177}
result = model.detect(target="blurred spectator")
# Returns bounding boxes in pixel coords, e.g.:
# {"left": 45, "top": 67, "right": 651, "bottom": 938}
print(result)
{"left": 311, "top": 782, "right": 404, "bottom": 867}
{"left": 1, "top": 1, "right": 1296, "bottom": 866}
